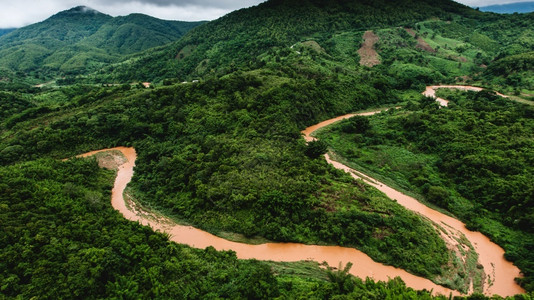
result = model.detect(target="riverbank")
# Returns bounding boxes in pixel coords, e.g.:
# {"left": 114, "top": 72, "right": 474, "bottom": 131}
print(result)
{"left": 75, "top": 85, "right": 524, "bottom": 297}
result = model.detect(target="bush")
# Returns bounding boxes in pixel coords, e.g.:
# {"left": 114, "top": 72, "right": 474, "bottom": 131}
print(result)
{"left": 342, "top": 116, "right": 371, "bottom": 134}
{"left": 305, "top": 140, "right": 328, "bottom": 159}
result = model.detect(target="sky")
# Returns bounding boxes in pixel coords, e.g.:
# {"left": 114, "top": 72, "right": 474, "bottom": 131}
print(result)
{"left": 0, "top": 0, "right": 532, "bottom": 28}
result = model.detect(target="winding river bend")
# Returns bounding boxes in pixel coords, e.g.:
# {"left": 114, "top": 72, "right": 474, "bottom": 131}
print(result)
{"left": 79, "top": 86, "right": 523, "bottom": 297}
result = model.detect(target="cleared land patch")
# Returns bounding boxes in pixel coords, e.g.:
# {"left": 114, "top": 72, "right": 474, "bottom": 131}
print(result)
{"left": 358, "top": 31, "right": 380, "bottom": 67}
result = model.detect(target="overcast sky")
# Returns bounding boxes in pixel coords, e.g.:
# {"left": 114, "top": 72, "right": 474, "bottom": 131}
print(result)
{"left": 0, "top": 0, "right": 531, "bottom": 28}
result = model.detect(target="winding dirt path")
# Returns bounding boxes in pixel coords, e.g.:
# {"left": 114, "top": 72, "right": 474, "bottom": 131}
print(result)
{"left": 76, "top": 86, "right": 523, "bottom": 297}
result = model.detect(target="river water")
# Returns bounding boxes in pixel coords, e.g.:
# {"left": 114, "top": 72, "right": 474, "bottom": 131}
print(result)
{"left": 78, "top": 86, "right": 523, "bottom": 297}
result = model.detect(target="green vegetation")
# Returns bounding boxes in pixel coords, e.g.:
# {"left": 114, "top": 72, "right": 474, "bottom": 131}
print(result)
{"left": 0, "top": 151, "right": 529, "bottom": 300}
{"left": 103, "top": 0, "right": 483, "bottom": 82}
{"left": 0, "top": 156, "right": 276, "bottom": 298}
{"left": 0, "top": 6, "right": 204, "bottom": 78}
{"left": 0, "top": 28, "right": 16, "bottom": 37}
{"left": 317, "top": 90, "right": 534, "bottom": 290}
{"left": 1, "top": 0, "right": 533, "bottom": 297}
{"left": 0, "top": 74, "right": 451, "bottom": 283}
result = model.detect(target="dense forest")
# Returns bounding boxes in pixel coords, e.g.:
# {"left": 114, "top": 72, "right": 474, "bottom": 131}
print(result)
{"left": 0, "top": 6, "right": 204, "bottom": 78}
{"left": 0, "top": 28, "right": 16, "bottom": 37}
{"left": 99, "top": 0, "right": 533, "bottom": 84}
{"left": 317, "top": 90, "right": 534, "bottom": 290}
{"left": 1, "top": 0, "right": 533, "bottom": 298}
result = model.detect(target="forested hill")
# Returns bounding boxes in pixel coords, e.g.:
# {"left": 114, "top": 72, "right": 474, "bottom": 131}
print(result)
{"left": 1, "top": 0, "right": 534, "bottom": 297}
{"left": 0, "top": 6, "right": 204, "bottom": 76}
{"left": 105, "top": 0, "right": 482, "bottom": 81}
{"left": 77, "top": 14, "right": 204, "bottom": 55}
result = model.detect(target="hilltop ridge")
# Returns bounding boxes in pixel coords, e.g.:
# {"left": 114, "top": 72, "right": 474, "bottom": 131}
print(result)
{"left": 0, "top": 7, "right": 204, "bottom": 76}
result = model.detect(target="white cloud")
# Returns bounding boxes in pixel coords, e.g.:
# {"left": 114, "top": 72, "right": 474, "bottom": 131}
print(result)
{"left": 89, "top": 2, "right": 232, "bottom": 21}
{"left": 0, "top": 1, "right": 71, "bottom": 27}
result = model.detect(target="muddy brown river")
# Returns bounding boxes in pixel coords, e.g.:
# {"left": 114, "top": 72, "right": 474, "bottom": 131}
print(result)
{"left": 78, "top": 86, "right": 523, "bottom": 297}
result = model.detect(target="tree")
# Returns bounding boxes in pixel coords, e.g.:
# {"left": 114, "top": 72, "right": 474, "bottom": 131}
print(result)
{"left": 342, "top": 116, "right": 371, "bottom": 134}
{"left": 327, "top": 262, "right": 355, "bottom": 294}
{"left": 305, "top": 140, "right": 328, "bottom": 159}
{"left": 426, "top": 186, "right": 449, "bottom": 208}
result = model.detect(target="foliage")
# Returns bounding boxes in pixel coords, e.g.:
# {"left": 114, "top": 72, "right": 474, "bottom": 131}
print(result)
{"left": 305, "top": 140, "right": 328, "bottom": 158}
{"left": 484, "top": 52, "right": 534, "bottom": 88}
{"left": 0, "top": 92, "right": 35, "bottom": 120}
{"left": 0, "top": 6, "right": 204, "bottom": 76}
{"left": 0, "top": 28, "right": 16, "bottom": 37}
{"left": 104, "top": 0, "right": 482, "bottom": 81}
{"left": 0, "top": 158, "right": 283, "bottom": 298}
{"left": 0, "top": 74, "right": 449, "bottom": 281}
{"left": 342, "top": 115, "right": 371, "bottom": 133}
{"left": 1, "top": 0, "right": 534, "bottom": 297}
{"left": 318, "top": 90, "right": 534, "bottom": 290}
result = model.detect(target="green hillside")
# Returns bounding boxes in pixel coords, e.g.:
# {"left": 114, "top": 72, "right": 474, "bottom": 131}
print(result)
{"left": 102, "top": 0, "right": 532, "bottom": 93}
{"left": 106, "top": 0, "right": 478, "bottom": 81}
{"left": 0, "top": 6, "right": 204, "bottom": 77}
{"left": 78, "top": 14, "right": 203, "bottom": 55}
{"left": 1, "top": 0, "right": 533, "bottom": 298}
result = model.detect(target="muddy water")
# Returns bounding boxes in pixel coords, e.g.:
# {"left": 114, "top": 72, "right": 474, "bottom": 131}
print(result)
{"left": 321, "top": 155, "right": 524, "bottom": 296}
{"left": 79, "top": 86, "right": 522, "bottom": 297}
{"left": 80, "top": 146, "right": 457, "bottom": 296}
{"left": 302, "top": 101, "right": 523, "bottom": 296}
{"left": 301, "top": 111, "right": 380, "bottom": 143}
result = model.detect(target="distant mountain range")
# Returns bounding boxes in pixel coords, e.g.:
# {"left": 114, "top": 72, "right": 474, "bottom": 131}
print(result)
{"left": 478, "top": 1, "right": 534, "bottom": 13}
{"left": 0, "top": 6, "right": 205, "bottom": 74}
{"left": 0, "top": 28, "right": 16, "bottom": 37}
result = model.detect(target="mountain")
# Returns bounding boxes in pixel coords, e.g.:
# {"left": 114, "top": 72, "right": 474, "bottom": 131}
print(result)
{"left": 0, "top": 28, "right": 16, "bottom": 37}
{"left": 479, "top": 1, "right": 534, "bottom": 13}
{"left": 1, "top": 0, "right": 534, "bottom": 297}
{"left": 108, "top": 0, "right": 480, "bottom": 81}
{"left": 78, "top": 13, "right": 203, "bottom": 55}
{"left": 106, "top": 0, "right": 533, "bottom": 86}
{"left": 0, "top": 6, "right": 204, "bottom": 76}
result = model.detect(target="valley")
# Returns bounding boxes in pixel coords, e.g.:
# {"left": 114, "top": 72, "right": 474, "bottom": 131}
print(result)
{"left": 0, "top": 0, "right": 533, "bottom": 298}
{"left": 70, "top": 86, "right": 522, "bottom": 297}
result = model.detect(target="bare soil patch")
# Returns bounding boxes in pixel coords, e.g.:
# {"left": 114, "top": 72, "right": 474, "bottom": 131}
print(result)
{"left": 358, "top": 31, "right": 380, "bottom": 67}
{"left": 79, "top": 150, "right": 127, "bottom": 170}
